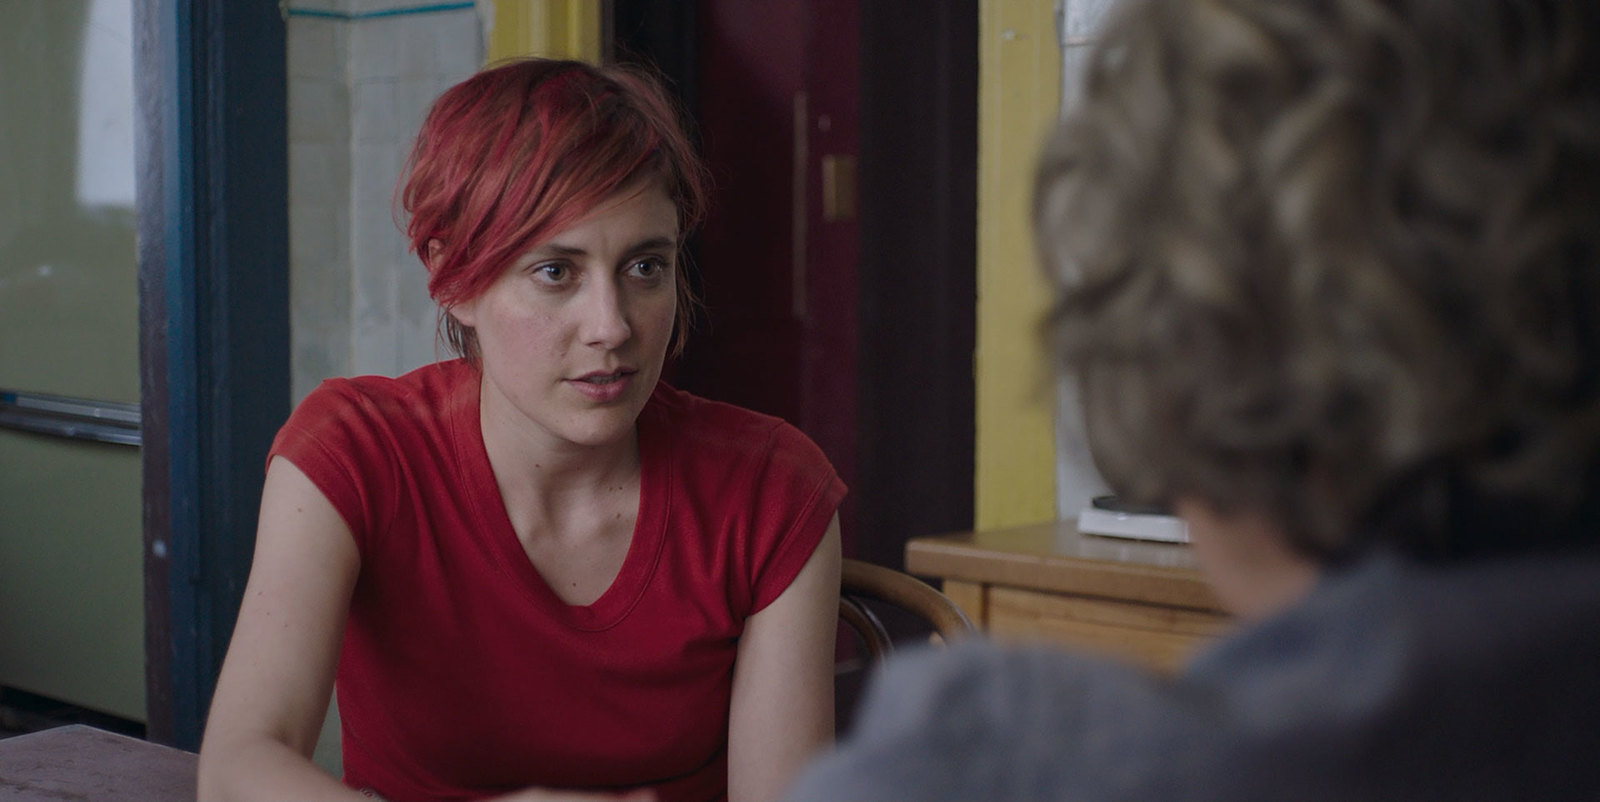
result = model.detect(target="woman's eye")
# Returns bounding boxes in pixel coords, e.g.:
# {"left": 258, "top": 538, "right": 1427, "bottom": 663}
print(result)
{"left": 628, "top": 258, "right": 666, "bottom": 279}
{"left": 533, "top": 263, "right": 570, "bottom": 283}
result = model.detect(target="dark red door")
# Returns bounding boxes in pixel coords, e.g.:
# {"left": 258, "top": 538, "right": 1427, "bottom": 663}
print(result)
{"left": 674, "top": 0, "right": 862, "bottom": 548}
{"left": 616, "top": 1, "right": 978, "bottom": 570}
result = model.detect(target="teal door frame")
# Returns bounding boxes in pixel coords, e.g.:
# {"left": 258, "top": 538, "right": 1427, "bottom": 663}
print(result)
{"left": 134, "top": 0, "right": 289, "bottom": 750}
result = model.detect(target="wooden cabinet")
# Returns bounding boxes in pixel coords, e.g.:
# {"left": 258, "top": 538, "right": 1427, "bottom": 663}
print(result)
{"left": 907, "top": 521, "right": 1232, "bottom": 672}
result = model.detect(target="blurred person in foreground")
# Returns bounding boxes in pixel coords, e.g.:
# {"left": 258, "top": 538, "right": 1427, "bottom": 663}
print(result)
{"left": 786, "top": 0, "right": 1600, "bottom": 798}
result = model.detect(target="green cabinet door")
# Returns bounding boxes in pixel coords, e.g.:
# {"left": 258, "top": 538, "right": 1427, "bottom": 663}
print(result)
{"left": 0, "top": 0, "right": 144, "bottom": 722}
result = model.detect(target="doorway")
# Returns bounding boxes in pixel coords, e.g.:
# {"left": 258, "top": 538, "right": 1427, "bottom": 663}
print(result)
{"left": 613, "top": 0, "right": 978, "bottom": 569}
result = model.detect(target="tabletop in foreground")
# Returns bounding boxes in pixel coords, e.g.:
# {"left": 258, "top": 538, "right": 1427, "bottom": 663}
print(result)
{"left": 0, "top": 724, "right": 196, "bottom": 802}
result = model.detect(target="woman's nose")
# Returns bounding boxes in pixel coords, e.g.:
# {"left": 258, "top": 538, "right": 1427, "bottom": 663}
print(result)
{"left": 578, "top": 278, "right": 632, "bottom": 348}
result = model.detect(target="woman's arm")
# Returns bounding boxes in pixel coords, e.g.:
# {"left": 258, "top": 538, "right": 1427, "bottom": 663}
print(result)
{"left": 726, "top": 514, "right": 843, "bottom": 802}
{"left": 197, "top": 456, "right": 365, "bottom": 801}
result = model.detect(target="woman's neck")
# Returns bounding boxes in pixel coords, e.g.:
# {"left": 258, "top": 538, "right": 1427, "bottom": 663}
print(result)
{"left": 477, "top": 392, "right": 642, "bottom": 541}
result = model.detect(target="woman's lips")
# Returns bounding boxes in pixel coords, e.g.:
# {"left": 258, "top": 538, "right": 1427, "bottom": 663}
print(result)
{"left": 567, "top": 369, "right": 635, "bottom": 403}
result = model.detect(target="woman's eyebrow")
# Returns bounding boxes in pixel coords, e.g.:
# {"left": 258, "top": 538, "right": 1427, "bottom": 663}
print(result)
{"left": 627, "top": 235, "right": 679, "bottom": 253}
{"left": 531, "top": 235, "right": 678, "bottom": 259}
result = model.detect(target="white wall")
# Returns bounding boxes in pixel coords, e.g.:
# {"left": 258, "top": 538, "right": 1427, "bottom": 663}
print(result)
{"left": 1053, "top": 0, "right": 1122, "bottom": 519}
{"left": 288, "top": 0, "right": 484, "bottom": 403}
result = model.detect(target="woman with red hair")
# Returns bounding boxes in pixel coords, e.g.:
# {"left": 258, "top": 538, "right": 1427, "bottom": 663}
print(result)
{"left": 198, "top": 59, "right": 844, "bottom": 802}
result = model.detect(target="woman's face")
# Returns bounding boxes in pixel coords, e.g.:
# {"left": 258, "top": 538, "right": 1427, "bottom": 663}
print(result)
{"left": 450, "top": 183, "right": 680, "bottom": 452}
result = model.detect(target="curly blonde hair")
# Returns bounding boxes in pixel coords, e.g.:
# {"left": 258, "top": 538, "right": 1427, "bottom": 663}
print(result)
{"left": 1037, "top": 0, "right": 1600, "bottom": 560}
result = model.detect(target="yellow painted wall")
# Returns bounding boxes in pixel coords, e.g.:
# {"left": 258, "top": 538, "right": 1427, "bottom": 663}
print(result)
{"left": 975, "top": 0, "right": 1060, "bottom": 528}
{"left": 486, "top": 0, "right": 602, "bottom": 63}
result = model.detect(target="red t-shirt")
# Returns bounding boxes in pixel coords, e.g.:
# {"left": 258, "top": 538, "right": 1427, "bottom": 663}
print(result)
{"left": 268, "top": 360, "right": 846, "bottom": 802}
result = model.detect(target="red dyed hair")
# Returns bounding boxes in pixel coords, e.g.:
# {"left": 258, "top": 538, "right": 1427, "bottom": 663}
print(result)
{"left": 401, "top": 58, "right": 710, "bottom": 363}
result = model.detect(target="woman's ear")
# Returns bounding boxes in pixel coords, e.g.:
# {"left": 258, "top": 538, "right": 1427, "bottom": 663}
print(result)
{"left": 446, "top": 298, "right": 478, "bottom": 328}
{"left": 427, "top": 239, "right": 478, "bottom": 326}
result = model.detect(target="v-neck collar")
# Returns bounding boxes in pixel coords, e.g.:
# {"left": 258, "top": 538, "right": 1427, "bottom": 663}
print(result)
{"left": 450, "top": 363, "right": 671, "bottom": 631}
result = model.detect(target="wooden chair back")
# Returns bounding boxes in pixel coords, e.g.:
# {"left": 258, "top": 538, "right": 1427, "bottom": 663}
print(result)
{"left": 838, "top": 558, "right": 976, "bottom": 661}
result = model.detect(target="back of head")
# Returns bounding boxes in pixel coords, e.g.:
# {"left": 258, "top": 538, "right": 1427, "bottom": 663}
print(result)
{"left": 401, "top": 58, "right": 709, "bottom": 362}
{"left": 1036, "top": 0, "right": 1600, "bottom": 562}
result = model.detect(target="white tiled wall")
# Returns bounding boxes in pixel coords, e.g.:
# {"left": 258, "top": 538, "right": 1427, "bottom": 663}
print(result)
{"left": 287, "top": 1, "right": 484, "bottom": 402}
{"left": 1058, "top": 0, "right": 1121, "bottom": 109}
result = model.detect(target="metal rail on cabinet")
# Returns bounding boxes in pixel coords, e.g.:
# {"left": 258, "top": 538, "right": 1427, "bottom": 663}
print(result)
{"left": 0, "top": 388, "right": 140, "bottom": 447}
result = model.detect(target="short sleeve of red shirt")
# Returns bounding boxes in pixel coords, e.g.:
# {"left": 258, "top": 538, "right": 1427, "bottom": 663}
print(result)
{"left": 744, "top": 421, "right": 847, "bottom": 612}
{"left": 641, "top": 384, "right": 847, "bottom": 619}
{"left": 266, "top": 370, "right": 451, "bottom": 554}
